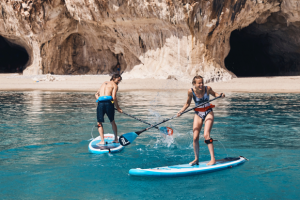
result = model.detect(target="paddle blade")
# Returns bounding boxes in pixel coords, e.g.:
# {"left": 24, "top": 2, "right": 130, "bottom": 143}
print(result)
{"left": 159, "top": 127, "right": 173, "bottom": 136}
{"left": 119, "top": 132, "right": 138, "bottom": 146}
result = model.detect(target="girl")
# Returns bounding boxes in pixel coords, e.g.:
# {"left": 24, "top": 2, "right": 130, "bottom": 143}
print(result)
{"left": 177, "top": 75, "right": 225, "bottom": 165}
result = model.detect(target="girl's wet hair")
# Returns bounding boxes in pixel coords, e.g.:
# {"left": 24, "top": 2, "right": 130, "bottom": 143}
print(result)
{"left": 110, "top": 74, "right": 122, "bottom": 81}
{"left": 192, "top": 75, "right": 203, "bottom": 84}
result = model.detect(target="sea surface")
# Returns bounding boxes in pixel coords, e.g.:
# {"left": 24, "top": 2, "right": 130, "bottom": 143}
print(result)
{"left": 0, "top": 91, "right": 299, "bottom": 199}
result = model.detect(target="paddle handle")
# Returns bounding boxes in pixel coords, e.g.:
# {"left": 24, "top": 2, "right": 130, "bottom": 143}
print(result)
{"left": 115, "top": 108, "right": 159, "bottom": 130}
{"left": 136, "top": 94, "right": 223, "bottom": 135}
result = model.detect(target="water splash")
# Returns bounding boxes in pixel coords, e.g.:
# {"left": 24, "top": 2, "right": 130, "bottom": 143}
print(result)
{"left": 217, "top": 139, "right": 229, "bottom": 157}
{"left": 156, "top": 132, "right": 175, "bottom": 148}
{"left": 90, "top": 125, "right": 95, "bottom": 140}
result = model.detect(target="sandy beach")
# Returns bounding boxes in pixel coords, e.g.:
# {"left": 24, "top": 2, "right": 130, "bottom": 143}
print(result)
{"left": 1, "top": 73, "right": 300, "bottom": 93}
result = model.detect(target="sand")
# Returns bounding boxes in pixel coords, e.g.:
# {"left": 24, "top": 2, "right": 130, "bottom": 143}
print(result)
{"left": 1, "top": 73, "right": 300, "bottom": 93}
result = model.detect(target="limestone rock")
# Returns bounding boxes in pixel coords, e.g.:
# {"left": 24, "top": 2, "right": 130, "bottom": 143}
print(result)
{"left": 0, "top": 0, "right": 300, "bottom": 82}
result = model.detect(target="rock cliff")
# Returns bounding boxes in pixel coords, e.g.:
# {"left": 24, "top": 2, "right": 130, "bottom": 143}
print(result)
{"left": 0, "top": 0, "right": 300, "bottom": 82}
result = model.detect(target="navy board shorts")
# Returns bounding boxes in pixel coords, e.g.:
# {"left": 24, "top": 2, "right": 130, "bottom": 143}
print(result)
{"left": 97, "top": 101, "right": 115, "bottom": 123}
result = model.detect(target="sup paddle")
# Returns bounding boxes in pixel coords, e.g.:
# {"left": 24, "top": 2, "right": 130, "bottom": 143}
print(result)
{"left": 115, "top": 108, "right": 173, "bottom": 136}
{"left": 119, "top": 94, "right": 223, "bottom": 146}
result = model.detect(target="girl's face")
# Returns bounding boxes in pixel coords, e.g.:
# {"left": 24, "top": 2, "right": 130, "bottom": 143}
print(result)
{"left": 193, "top": 78, "right": 204, "bottom": 90}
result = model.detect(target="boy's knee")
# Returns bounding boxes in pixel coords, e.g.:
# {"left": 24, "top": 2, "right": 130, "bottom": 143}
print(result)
{"left": 97, "top": 122, "right": 103, "bottom": 128}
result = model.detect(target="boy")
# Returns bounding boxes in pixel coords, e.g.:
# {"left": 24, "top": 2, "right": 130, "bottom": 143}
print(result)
{"left": 95, "top": 74, "right": 123, "bottom": 144}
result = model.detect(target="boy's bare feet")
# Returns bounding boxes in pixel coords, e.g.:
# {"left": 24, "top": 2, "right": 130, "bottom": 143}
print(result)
{"left": 97, "top": 141, "right": 105, "bottom": 145}
{"left": 112, "top": 140, "right": 119, "bottom": 143}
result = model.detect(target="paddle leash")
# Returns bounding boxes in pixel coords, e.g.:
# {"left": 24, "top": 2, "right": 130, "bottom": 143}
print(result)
{"left": 119, "top": 94, "right": 223, "bottom": 146}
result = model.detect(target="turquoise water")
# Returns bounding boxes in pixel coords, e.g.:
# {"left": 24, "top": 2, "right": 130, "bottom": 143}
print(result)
{"left": 0, "top": 91, "right": 300, "bottom": 199}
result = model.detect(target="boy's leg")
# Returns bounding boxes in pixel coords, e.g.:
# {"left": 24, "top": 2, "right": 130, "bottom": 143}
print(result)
{"left": 110, "top": 120, "right": 119, "bottom": 143}
{"left": 105, "top": 101, "right": 118, "bottom": 142}
{"left": 97, "top": 122, "right": 105, "bottom": 145}
{"left": 203, "top": 112, "right": 215, "bottom": 165}
{"left": 190, "top": 114, "right": 203, "bottom": 165}
{"left": 97, "top": 102, "right": 105, "bottom": 145}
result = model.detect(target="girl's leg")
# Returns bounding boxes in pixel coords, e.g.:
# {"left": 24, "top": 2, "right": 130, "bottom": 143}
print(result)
{"left": 190, "top": 114, "right": 203, "bottom": 165}
{"left": 203, "top": 111, "right": 215, "bottom": 165}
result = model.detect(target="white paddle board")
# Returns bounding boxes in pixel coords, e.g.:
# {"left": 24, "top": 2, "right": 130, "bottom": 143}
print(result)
{"left": 88, "top": 134, "right": 124, "bottom": 154}
{"left": 129, "top": 156, "right": 247, "bottom": 177}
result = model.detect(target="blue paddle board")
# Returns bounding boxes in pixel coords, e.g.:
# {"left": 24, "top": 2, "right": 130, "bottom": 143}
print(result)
{"left": 129, "top": 156, "right": 247, "bottom": 177}
{"left": 88, "top": 134, "right": 124, "bottom": 154}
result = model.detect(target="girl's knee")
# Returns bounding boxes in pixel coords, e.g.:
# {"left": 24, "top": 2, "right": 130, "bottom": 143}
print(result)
{"left": 193, "top": 135, "right": 200, "bottom": 141}
{"left": 203, "top": 133, "right": 210, "bottom": 140}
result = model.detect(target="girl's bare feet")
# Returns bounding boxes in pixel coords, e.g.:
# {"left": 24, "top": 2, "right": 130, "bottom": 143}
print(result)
{"left": 207, "top": 159, "right": 216, "bottom": 165}
{"left": 112, "top": 139, "right": 119, "bottom": 143}
{"left": 189, "top": 159, "right": 199, "bottom": 166}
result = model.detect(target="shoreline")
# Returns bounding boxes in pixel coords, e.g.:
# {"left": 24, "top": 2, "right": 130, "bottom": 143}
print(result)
{"left": 1, "top": 74, "right": 300, "bottom": 93}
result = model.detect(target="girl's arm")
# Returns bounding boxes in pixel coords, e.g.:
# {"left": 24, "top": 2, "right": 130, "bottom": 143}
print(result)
{"left": 177, "top": 89, "right": 193, "bottom": 116}
{"left": 207, "top": 86, "right": 225, "bottom": 98}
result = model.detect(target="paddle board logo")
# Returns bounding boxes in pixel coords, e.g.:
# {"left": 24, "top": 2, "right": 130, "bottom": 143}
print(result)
{"left": 120, "top": 137, "right": 130, "bottom": 146}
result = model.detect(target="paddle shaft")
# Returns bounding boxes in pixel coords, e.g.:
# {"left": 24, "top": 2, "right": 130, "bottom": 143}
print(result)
{"left": 115, "top": 108, "right": 159, "bottom": 130}
{"left": 135, "top": 94, "right": 223, "bottom": 135}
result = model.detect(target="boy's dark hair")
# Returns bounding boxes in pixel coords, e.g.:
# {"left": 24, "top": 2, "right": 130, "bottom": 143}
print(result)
{"left": 192, "top": 75, "right": 203, "bottom": 84}
{"left": 110, "top": 74, "right": 122, "bottom": 81}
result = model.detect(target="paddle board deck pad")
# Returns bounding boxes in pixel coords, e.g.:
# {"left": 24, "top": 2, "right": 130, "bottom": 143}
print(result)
{"left": 89, "top": 134, "right": 124, "bottom": 154}
{"left": 129, "top": 156, "right": 247, "bottom": 177}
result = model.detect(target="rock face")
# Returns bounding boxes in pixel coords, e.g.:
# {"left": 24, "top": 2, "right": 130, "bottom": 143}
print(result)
{"left": 0, "top": 0, "right": 299, "bottom": 82}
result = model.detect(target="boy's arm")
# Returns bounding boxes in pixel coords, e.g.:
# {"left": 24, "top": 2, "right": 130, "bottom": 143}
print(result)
{"left": 95, "top": 88, "right": 101, "bottom": 99}
{"left": 112, "top": 84, "right": 122, "bottom": 112}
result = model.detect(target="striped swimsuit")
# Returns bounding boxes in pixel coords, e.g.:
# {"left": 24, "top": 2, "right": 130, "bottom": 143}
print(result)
{"left": 191, "top": 86, "right": 213, "bottom": 120}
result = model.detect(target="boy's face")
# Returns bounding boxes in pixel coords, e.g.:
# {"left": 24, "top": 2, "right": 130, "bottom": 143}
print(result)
{"left": 193, "top": 78, "right": 204, "bottom": 90}
{"left": 113, "top": 77, "right": 122, "bottom": 85}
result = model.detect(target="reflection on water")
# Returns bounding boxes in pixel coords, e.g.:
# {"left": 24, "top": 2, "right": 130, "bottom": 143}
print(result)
{"left": 0, "top": 91, "right": 300, "bottom": 199}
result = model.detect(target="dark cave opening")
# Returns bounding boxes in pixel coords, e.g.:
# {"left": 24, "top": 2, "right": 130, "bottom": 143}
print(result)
{"left": 225, "top": 29, "right": 277, "bottom": 77}
{"left": 110, "top": 53, "right": 125, "bottom": 75}
{"left": 0, "top": 35, "right": 29, "bottom": 73}
{"left": 225, "top": 13, "right": 300, "bottom": 77}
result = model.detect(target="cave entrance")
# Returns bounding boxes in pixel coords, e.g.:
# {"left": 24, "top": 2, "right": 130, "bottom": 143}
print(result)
{"left": 225, "top": 13, "right": 300, "bottom": 77}
{"left": 225, "top": 29, "right": 276, "bottom": 77}
{"left": 0, "top": 35, "right": 29, "bottom": 73}
{"left": 110, "top": 53, "right": 126, "bottom": 75}
{"left": 43, "top": 33, "right": 130, "bottom": 75}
